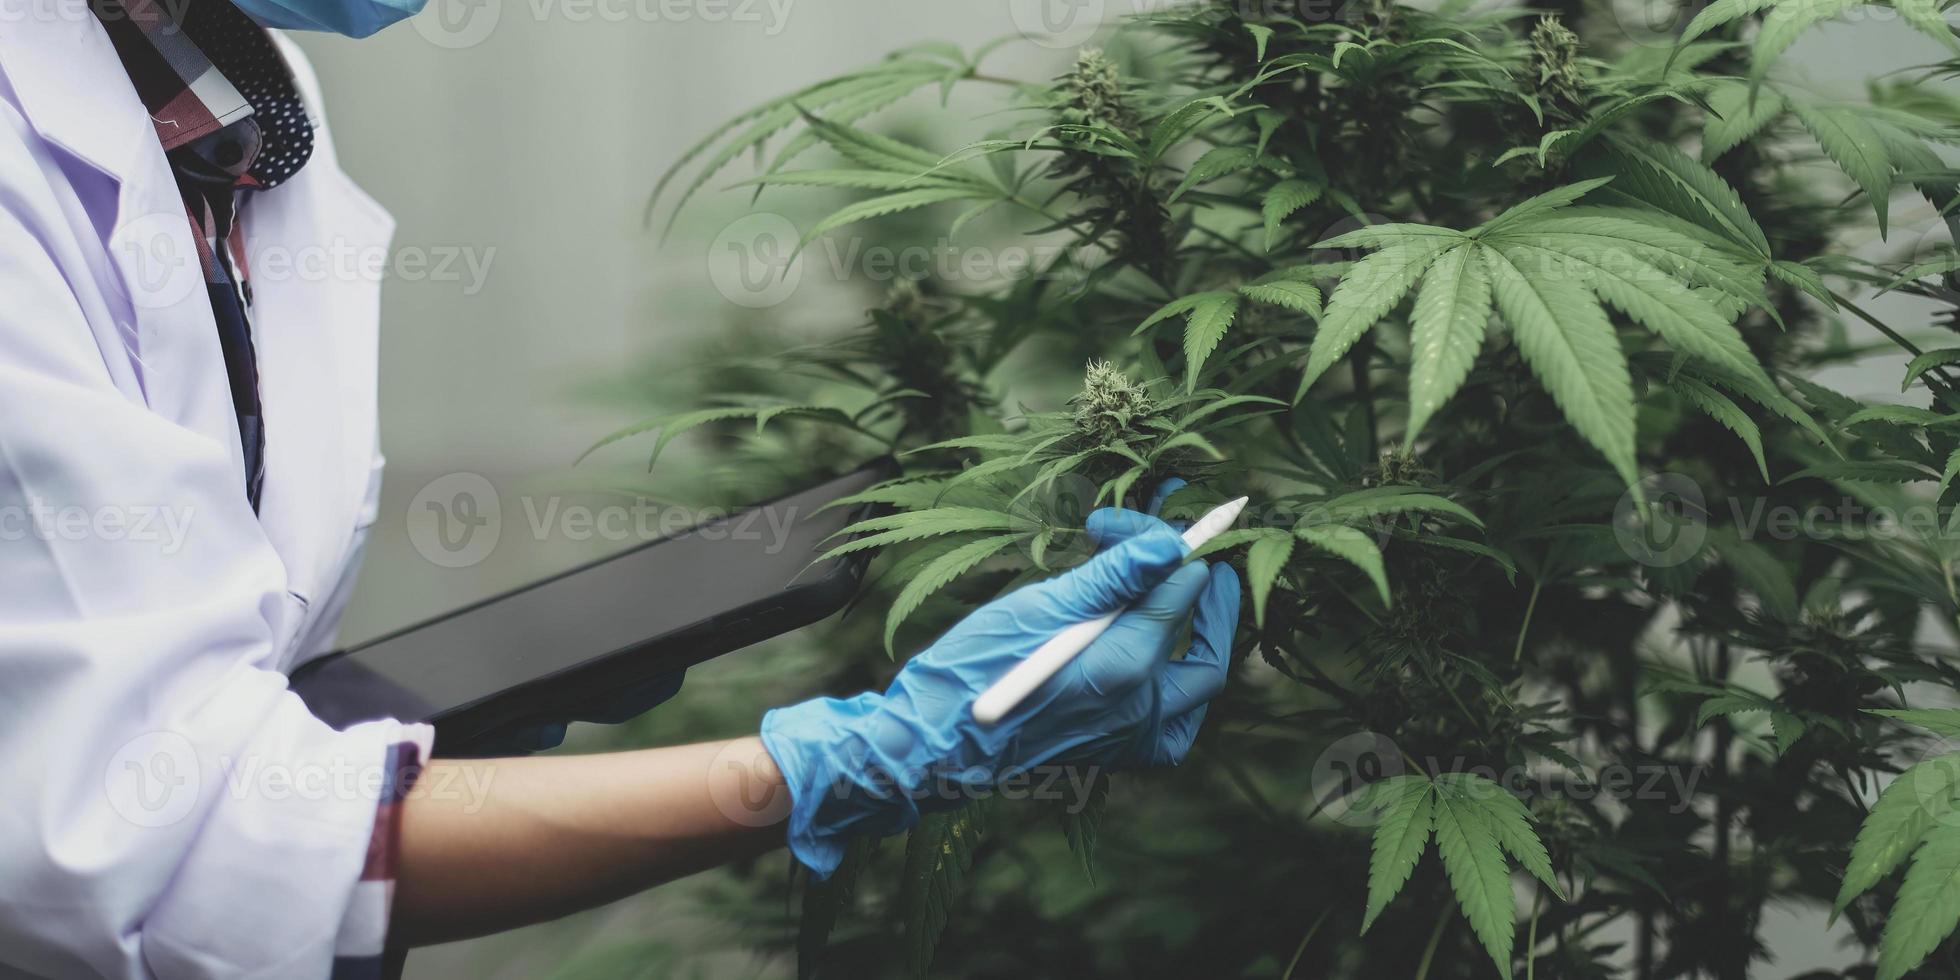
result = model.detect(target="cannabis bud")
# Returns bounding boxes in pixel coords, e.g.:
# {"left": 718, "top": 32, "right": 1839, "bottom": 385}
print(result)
{"left": 1071, "top": 359, "right": 1158, "bottom": 444}
{"left": 1056, "top": 48, "right": 1139, "bottom": 139}
{"left": 1529, "top": 15, "right": 1585, "bottom": 113}
{"left": 880, "top": 277, "right": 928, "bottom": 324}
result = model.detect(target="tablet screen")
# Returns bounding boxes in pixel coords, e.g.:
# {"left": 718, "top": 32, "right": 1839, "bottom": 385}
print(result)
{"left": 293, "top": 464, "right": 889, "bottom": 732}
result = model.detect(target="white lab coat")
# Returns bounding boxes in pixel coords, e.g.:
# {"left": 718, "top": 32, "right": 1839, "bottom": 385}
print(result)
{"left": 0, "top": 5, "right": 428, "bottom": 977}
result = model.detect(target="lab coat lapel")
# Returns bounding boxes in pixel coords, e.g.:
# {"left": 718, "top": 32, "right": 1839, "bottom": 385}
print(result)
{"left": 0, "top": 11, "right": 390, "bottom": 632}
{"left": 0, "top": 0, "right": 235, "bottom": 457}
{"left": 244, "top": 135, "right": 393, "bottom": 618}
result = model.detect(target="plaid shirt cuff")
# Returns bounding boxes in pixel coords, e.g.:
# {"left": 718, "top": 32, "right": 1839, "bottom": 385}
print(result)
{"left": 329, "top": 725, "right": 435, "bottom": 980}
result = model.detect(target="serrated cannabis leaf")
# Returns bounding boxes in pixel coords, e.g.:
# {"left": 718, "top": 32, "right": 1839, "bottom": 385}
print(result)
{"left": 1169, "top": 145, "right": 1259, "bottom": 203}
{"left": 1869, "top": 709, "right": 1960, "bottom": 737}
{"left": 1246, "top": 531, "right": 1295, "bottom": 626}
{"left": 1441, "top": 772, "right": 1563, "bottom": 899}
{"left": 798, "top": 835, "right": 872, "bottom": 980}
{"left": 1262, "top": 178, "right": 1324, "bottom": 250}
{"left": 1752, "top": 0, "right": 1864, "bottom": 86}
{"left": 1481, "top": 243, "right": 1639, "bottom": 488}
{"left": 903, "top": 801, "right": 993, "bottom": 978}
{"left": 1782, "top": 460, "right": 1936, "bottom": 485}
{"left": 1058, "top": 770, "right": 1111, "bottom": 883}
{"left": 1239, "top": 279, "right": 1323, "bottom": 316}
{"left": 1790, "top": 101, "right": 1894, "bottom": 234}
{"left": 1406, "top": 244, "right": 1493, "bottom": 445}
{"left": 883, "top": 533, "right": 1024, "bottom": 653}
{"left": 1904, "top": 350, "right": 1960, "bottom": 392}
{"left": 1674, "top": 374, "right": 1770, "bottom": 482}
{"left": 1834, "top": 752, "right": 1960, "bottom": 919}
{"left": 1298, "top": 235, "right": 1461, "bottom": 397}
{"left": 1361, "top": 775, "right": 1434, "bottom": 933}
{"left": 1591, "top": 137, "right": 1770, "bottom": 256}
{"left": 1704, "top": 80, "right": 1786, "bottom": 162}
{"left": 1184, "top": 293, "right": 1241, "bottom": 391}
{"left": 1844, "top": 405, "right": 1959, "bottom": 429}
{"left": 1295, "top": 524, "right": 1392, "bottom": 606}
{"left": 1434, "top": 781, "right": 1518, "bottom": 980}
{"left": 1878, "top": 821, "right": 1960, "bottom": 980}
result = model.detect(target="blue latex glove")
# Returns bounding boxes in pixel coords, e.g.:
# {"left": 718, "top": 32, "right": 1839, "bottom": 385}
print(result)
{"left": 760, "top": 503, "right": 1241, "bottom": 876}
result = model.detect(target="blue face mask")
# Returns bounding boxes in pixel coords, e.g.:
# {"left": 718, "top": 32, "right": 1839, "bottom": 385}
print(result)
{"left": 230, "top": 0, "right": 426, "bottom": 37}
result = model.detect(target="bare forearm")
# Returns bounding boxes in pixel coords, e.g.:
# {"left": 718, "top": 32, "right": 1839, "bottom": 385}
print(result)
{"left": 390, "top": 736, "right": 787, "bottom": 946}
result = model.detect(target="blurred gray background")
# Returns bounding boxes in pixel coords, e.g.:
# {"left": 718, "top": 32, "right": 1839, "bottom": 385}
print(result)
{"left": 288, "top": 2, "right": 1949, "bottom": 975}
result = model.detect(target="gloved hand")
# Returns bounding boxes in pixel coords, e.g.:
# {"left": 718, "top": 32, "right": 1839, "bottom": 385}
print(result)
{"left": 760, "top": 502, "right": 1241, "bottom": 876}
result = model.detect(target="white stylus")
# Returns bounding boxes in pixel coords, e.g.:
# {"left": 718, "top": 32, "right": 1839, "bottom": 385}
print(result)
{"left": 970, "top": 495, "right": 1251, "bottom": 726}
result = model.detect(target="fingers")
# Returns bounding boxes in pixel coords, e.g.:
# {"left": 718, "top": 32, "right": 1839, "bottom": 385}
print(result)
{"left": 1159, "top": 563, "right": 1240, "bottom": 717}
{"left": 1146, "top": 477, "right": 1187, "bottom": 518}
{"left": 1047, "top": 519, "right": 1188, "bottom": 620}
{"left": 1156, "top": 703, "right": 1207, "bottom": 765}
{"left": 1084, "top": 506, "right": 1168, "bottom": 548}
{"left": 1081, "top": 475, "right": 1186, "bottom": 546}
{"left": 1074, "top": 561, "right": 1211, "bottom": 695}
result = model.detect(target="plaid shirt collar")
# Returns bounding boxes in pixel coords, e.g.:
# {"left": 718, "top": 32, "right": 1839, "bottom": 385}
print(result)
{"left": 92, "top": 0, "right": 314, "bottom": 190}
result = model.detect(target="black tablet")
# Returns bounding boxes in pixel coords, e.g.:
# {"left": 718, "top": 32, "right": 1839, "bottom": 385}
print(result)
{"left": 291, "top": 460, "right": 894, "bottom": 749}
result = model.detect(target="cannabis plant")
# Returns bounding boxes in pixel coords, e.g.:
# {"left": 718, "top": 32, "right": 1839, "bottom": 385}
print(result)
{"left": 598, "top": 2, "right": 1960, "bottom": 976}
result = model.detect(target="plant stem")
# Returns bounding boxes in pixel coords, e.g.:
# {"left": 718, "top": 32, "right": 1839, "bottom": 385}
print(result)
{"left": 1831, "top": 291, "right": 1960, "bottom": 409}
{"left": 1206, "top": 744, "right": 1289, "bottom": 828}
{"left": 1280, "top": 908, "right": 1332, "bottom": 980}
{"left": 1413, "top": 902, "right": 1452, "bottom": 980}
{"left": 1526, "top": 888, "right": 1543, "bottom": 980}
{"left": 1513, "top": 576, "right": 1544, "bottom": 664}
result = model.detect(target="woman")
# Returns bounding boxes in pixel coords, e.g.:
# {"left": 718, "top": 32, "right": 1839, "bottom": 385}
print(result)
{"left": 0, "top": 0, "right": 1240, "bottom": 975}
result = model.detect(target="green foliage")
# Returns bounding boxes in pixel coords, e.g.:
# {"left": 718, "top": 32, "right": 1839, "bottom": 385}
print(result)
{"left": 609, "top": 1, "right": 1960, "bottom": 976}
{"left": 902, "top": 801, "right": 993, "bottom": 977}
{"left": 1356, "top": 773, "right": 1561, "bottom": 979}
